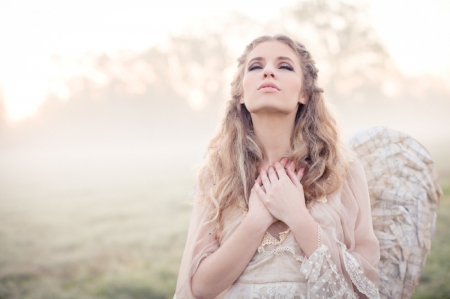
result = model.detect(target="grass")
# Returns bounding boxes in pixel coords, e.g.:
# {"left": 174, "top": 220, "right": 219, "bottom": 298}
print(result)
{"left": 0, "top": 171, "right": 449, "bottom": 299}
{"left": 0, "top": 175, "right": 193, "bottom": 299}
{"left": 412, "top": 182, "right": 450, "bottom": 299}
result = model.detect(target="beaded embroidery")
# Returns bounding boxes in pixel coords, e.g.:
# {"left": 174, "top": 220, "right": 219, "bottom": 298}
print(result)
{"left": 261, "top": 228, "right": 291, "bottom": 247}
{"left": 242, "top": 209, "right": 291, "bottom": 247}
{"left": 317, "top": 223, "right": 323, "bottom": 248}
{"left": 257, "top": 245, "right": 306, "bottom": 263}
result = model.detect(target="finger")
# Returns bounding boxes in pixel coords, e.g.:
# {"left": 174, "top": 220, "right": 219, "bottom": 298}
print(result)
{"left": 254, "top": 181, "right": 266, "bottom": 199}
{"left": 286, "top": 166, "right": 301, "bottom": 187}
{"left": 279, "top": 157, "right": 288, "bottom": 168}
{"left": 274, "top": 162, "right": 289, "bottom": 180}
{"left": 260, "top": 168, "right": 272, "bottom": 192}
{"left": 288, "top": 161, "right": 296, "bottom": 172}
{"left": 250, "top": 186, "right": 255, "bottom": 197}
{"left": 267, "top": 166, "right": 279, "bottom": 182}
{"left": 256, "top": 175, "right": 262, "bottom": 186}
{"left": 297, "top": 168, "right": 305, "bottom": 181}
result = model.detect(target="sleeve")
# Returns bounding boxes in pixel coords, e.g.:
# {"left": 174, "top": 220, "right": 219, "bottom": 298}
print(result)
{"left": 302, "top": 159, "right": 380, "bottom": 299}
{"left": 174, "top": 198, "right": 220, "bottom": 299}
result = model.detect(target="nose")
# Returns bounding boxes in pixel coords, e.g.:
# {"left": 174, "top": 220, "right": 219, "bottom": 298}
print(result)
{"left": 262, "top": 63, "right": 276, "bottom": 78}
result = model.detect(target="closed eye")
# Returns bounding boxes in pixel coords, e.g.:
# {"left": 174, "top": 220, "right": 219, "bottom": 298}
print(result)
{"left": 248, "top": 64, "right": 262, "bottom": 71}
{"left": 248, "top": 64, "right": 294, "bottom": 71}
{"left": 280, "top": 64, "right": 294, "bottom": 71}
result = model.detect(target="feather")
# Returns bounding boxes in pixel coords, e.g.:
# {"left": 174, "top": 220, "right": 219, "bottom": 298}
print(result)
{"left": 349, "top": 126, "right": 442, "bottom": 299}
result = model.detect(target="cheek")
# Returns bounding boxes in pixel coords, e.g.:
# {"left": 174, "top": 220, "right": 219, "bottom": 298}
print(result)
{"left": 286, "top": 78, "right": 303, "bottom": 96}
{"left": 242, "top": 75, "right": 255, "bottom": 98}
{"left": 242, "top": 78, "right": 248, "bottom": 95}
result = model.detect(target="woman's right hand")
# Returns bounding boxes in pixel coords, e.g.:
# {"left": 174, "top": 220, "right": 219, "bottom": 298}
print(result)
{"left": 191, "top": 176, "right": 276, "bottom": 299}
{"left": 247, "top": 176, "right": 277, "bottom": 228}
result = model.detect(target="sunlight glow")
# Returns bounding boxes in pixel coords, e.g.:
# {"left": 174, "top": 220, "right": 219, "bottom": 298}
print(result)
{"left": 0, "top": 54, "right": 50, "bottom": 123}
{"left": 0, "top": 0, "right": 449, "bottom": 123}
{"left": 368, "top": 0, "right": 450, "bottom": 77}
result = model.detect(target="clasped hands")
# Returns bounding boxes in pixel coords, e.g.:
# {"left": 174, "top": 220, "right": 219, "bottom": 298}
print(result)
{"left": 249, "top": 157, "right": 308, "bottom": 228}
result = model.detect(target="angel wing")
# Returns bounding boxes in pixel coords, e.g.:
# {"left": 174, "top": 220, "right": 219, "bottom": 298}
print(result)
{"left": 348, "top": 126, "right": 442, "bottom": 299}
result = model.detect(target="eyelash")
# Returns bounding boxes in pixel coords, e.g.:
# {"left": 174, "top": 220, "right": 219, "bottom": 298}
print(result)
{"left": 248, "top": 64, "right": 294, "bottom": 71}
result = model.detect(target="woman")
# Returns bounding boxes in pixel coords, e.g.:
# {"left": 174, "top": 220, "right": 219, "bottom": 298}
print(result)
{"left": 175, "top": 35, "right": 380, "bottom": 299}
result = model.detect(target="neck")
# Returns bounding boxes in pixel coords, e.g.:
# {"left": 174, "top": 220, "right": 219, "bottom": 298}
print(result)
{"left": 251, "top": 112, "right": 296, "bottom": 169}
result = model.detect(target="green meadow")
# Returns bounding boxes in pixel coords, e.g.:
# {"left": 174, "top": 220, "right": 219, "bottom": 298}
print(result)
{"left": 0, "top": 175, "right": 193, "bottom": 299}
{"left": 0, "top": 167, "right": 448, "bottom": 299}
{"left": 412, "top": 182, "right": 450, "bottom": 299}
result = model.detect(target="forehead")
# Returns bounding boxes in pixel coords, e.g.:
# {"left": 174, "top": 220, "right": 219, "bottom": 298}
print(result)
{"left": 246, "top": 41, "right": 300, "bottom": 65}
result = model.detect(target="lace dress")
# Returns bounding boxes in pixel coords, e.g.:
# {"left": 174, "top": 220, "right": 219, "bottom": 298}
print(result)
{"left": 175, "top": 160, "right": 380, "bottom": 299}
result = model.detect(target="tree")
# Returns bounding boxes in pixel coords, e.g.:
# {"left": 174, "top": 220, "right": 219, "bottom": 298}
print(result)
{"left": 280, "top": 0, "right": 395, "bottom": 99}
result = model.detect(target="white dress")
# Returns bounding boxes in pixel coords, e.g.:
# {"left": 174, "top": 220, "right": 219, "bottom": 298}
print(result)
{"left": 175, "top": 160, "right": 380, "bottom": 299}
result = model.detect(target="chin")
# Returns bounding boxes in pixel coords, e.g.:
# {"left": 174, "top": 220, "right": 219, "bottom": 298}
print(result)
{"left": 247, "top": 104, "right": 297, "bottom": 115}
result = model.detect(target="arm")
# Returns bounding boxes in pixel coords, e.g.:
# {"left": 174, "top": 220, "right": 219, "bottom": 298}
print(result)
{"left": 191, "top": 185, "right": 276, "bottom": 299}
{"left": 192, "top": 209, "right": 268, "bottom": 298}
{"left": 305, "top": 160, "right": 380, "bottom": 298}
{"left": 336, "top": 159, "right": 380, "bottom": 297}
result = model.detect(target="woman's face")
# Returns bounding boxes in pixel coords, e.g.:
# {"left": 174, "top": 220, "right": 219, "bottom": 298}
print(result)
{"left": 242, "top": 41, "right": 306, "bottom": 116}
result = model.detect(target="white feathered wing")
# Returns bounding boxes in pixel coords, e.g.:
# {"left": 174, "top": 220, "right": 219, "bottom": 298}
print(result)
{"left": 348, "top": 126, "right": 442, "bottom": 299}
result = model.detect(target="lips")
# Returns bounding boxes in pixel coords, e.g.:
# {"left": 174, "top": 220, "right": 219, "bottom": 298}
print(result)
{"left": 258, "top": 82, "right": 280, "bottom": 91}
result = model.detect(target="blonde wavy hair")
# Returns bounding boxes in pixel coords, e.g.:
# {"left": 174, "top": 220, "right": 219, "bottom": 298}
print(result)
{"left": 197, "top": 34, "right": 349, "bottom": 238}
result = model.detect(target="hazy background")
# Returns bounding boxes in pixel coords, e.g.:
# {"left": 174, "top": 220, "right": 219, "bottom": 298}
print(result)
{"left": 1, "top": 0, "right": 449, "bottom": 298}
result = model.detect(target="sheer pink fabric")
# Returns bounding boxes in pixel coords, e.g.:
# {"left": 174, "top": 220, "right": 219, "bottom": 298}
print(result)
{"left": 175, "top": 159, "right": 380, "bottom": 299}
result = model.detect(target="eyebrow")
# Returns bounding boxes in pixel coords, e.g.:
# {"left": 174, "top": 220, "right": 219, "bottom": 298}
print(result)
{"left": 247, "top": 56, "right": 295, "bottom": 65}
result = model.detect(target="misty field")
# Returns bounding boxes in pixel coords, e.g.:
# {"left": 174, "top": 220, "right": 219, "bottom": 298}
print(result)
{"left": 0, "top": 146, "right": 449, "bottom": 299}
{"left": 0, "top": 178, "right": 193, "bottom": 299}
{"left": 0, "top": 146, "right": 198, "bottom": 299}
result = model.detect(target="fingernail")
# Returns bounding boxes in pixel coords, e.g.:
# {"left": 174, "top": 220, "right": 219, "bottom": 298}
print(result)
{"left": 301, "top": 168, "right": 305, "bottom": 173}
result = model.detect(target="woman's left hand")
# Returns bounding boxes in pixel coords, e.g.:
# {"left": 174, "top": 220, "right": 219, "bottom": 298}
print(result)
{"left": 254, "top": 158, "right": 308, "bottom": 226}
